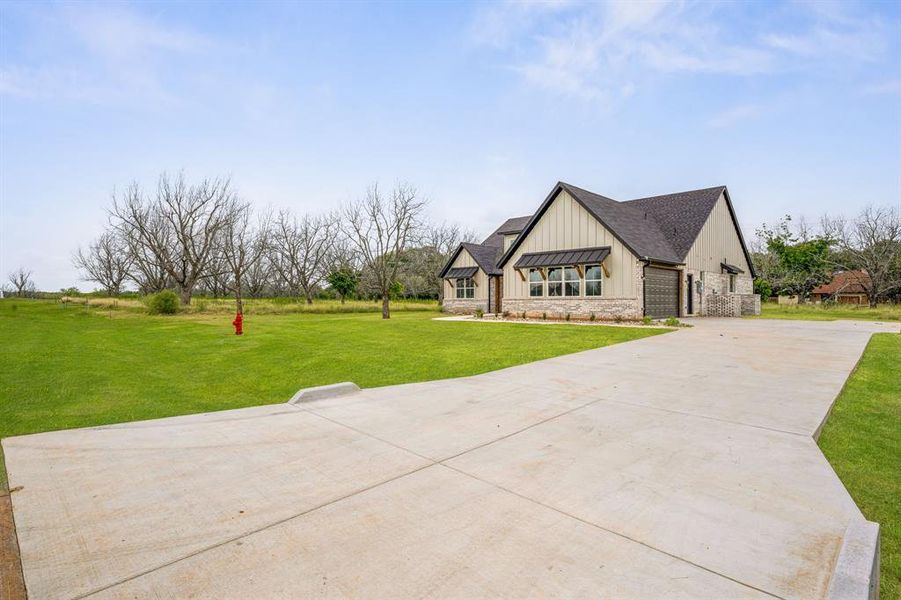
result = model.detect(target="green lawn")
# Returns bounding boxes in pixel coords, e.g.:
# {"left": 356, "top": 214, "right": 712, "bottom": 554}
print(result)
{"left": 818, "top": 333, "right": 901, "bottom": 597}
{"left": 0, "top": 300, "right": 665, "bottom": 487}
{"left": 756, "top": 302, "right": 901, "bottom": 321}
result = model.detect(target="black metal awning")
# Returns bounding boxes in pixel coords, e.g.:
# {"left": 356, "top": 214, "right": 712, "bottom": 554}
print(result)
{"left": 513, "top": 246, "right": 611, "bottom": 269}
{"left": 721, "top": 262, "right": 745, "bottom": 274}
{"left": 444, "top": 266, "right": 478, "bottom": 279}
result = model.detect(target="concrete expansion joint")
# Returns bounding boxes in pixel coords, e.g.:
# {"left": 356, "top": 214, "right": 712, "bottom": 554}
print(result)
{"left": 438, "top": 461, "right": 787, "bottom": 600}
{"left": 596, "top": 397, "right": 811, "bottom": 439}
{"left": 73, "top": 460, "right": 438, "bottom": 599}
{"left": 301, "top": 399, "right": 790, "bottom": 600}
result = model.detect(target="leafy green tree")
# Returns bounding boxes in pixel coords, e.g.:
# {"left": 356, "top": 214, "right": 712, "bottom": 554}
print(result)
{"left": 753, "top": 278, "right": 772, "bottom": 300}
{"left": 326, "top": 268, "right": 359, "bottom": 304}
{"left": 757, "top": 216, "right": 831, "bottom": 299}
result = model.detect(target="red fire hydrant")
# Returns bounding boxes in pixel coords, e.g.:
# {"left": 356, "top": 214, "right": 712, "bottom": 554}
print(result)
{"left": 232, "top": 312, "right": 243, "bottom": 336}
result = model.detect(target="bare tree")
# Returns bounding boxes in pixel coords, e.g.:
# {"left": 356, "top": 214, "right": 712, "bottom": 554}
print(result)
{"left": 7, "top": 267, "right": 35, "bottom": 297}
{"left": 269, "top": 210, "right": 337, "bottom": 304}
{"left": 421, "top": 222, "right": 478, "bottom": 303}
{"left": 822, "top": 205, "right": 901, "bottom": 307}
{"left": 72, "top": 231, "right": 132, "bottom": 296}
{"left": 341, "top": 182, "right": 427, "bottom": 319}
{"left": 244, "top": 254, "right": 273, "bottom": 298}
{"left": 109, "top": 173, "right": 240, "bottom": 305}
{"left": 220, "top": 205, "right": 269, "bottom": 314}
{"left": 121, "top": 223, "right": 171, "bottom": 294}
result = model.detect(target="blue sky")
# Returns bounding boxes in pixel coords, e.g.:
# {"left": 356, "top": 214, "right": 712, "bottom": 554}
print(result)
{"left": 1, "top": 0, "right": 899, "bottom": 290}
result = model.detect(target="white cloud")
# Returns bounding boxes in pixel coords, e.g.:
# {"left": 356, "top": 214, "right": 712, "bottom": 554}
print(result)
{"left": 707, "top": 104, "right": 763, "bottom": 129}
{"left": 861, "top": 79, "right": 901, "bottom": 96}
{"left": 1, "top": 5, "right": 215, "bottom": 107}
{"left": 470, "top": 0, "right": 894, "bottom": 105}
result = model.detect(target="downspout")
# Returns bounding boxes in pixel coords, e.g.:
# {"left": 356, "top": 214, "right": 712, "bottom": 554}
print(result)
{"left": 641, "top": 257, "right": 651, "bottom": 317}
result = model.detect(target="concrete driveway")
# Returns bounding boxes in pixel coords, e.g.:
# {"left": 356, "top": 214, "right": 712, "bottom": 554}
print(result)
{"left": 4, "top": 318, "right": 895, "bottom": 599}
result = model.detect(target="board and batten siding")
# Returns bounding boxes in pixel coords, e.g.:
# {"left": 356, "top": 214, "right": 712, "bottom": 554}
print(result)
{"left": 683, "top": 193, "right": 751, "bottom": 273}
{"left": 443, "top": 248, "right": 489, "bottom": 300}
{"left": 503, "top": 189, "right": 639, "bottom": 300}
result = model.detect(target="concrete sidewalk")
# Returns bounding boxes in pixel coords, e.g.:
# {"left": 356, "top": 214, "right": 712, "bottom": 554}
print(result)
{"left": 4, "top": 318, "right": 896, "bottom": 599}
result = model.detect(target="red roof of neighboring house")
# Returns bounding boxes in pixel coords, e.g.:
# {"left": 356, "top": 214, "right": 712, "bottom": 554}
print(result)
{"left": 812, "top": 270, "right": 871, "bottom": 295}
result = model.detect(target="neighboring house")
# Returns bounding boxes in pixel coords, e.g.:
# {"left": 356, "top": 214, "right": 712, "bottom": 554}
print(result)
{"left": 440, "top": 181, "right": 759, "bottom": 319}
{"left": 810, "top": 270, "right": 871, "bottom": 304}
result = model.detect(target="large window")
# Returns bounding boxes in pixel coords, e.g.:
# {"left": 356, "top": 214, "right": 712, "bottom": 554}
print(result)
{"left": 529, "top": 269, "right": 544, "bottom": 297}
{"left": 564, "top": 267, "right": 580, "bottom": 296}
{"left": 547, "top": 267, "right": 563, "bottom": 296}
{"left": 547, "top": 266, "right": 582, "bottom": 296}
{"left": 585, "top": 265, "right": 603, "bottom": 296}
{"left": 456, "top": 277, "right": 474, "bottom": 299}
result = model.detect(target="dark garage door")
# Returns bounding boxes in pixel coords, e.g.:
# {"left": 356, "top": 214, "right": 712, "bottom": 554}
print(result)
{"left": 644, "top": 267, "right": 679, "bottom": 318}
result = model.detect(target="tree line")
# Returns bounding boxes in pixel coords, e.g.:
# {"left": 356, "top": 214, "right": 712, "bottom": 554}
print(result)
{"left": 751, "top": 205, "right": 901, "bottom": 307}
{"left": 68, "top": 172, "right": 475, "bottom": 318}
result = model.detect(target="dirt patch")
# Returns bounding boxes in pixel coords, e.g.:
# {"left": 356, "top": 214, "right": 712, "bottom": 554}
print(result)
{"left": 0, "top": 490, "right": 26, "bottom": 600}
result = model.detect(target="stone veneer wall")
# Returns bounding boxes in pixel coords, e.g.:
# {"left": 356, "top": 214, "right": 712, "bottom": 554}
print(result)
{"left": 698, "top": 272, "right": 757, "bottom": 316}
{"left": 740, "top": 294, "right": 761, "bottom": 315}
{"left": 705, "top": 294, "right": 741, "bottom": 317}
{"left": 502, "top": 297, "right": 642, "bottom": 320}
{"left": 442, "top": 298, "right": 489, "bottom": 314}
{"left": 503, "top": 261, "right": 644, "bottom": 320}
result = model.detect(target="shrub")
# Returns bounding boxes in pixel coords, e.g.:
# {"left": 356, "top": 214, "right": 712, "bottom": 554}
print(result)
{"left": 614, "top": 314, "right": 624, "bottom": 323}
{"left": 753, "top": 278, "right": 772, "bottom": 299}
{"left": 664, "top": 317, "right": 680, "bottom": 327}
{"left": 642, "top": 316, "right": 653, "bottom": 325}
{"left": 589, "top": 312, "right": 596, "bottom": 321}
{"left": 521, "top": 311, "right": 527, "bottom": 319}
{"left": 565, "top": 312, "right": 571, "bottom": 321}
{"left": 474, "top": 308, "right": 484, "bottom": 319}
{"left": 502, "top": 310, "right": 510, "bottom": 318}
{"left": 148, "top": 290, "right": 179, "bottom": 315}
{"left": 542, "top": 312, "right": 547, "bottom": 320}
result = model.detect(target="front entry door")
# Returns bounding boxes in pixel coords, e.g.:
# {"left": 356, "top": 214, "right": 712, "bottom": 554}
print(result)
{"left": 687, "top": 274, "right": 694, "bottom": 314}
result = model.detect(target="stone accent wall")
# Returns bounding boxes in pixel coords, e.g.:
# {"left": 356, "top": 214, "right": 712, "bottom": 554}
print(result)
{"left": 442, "top": 298, "right": 488, "bottom": 314}
{"left": 502, "top": 297, "right": 642, "bottom": 320}
{"left": 706, "top": 294, "right": 741, "bottom": 317}
{"left": 740, "top": 294, "right": 761, "bottom": 315}
{"left": 697, "top": 272, "right": 756, "bottom": 316}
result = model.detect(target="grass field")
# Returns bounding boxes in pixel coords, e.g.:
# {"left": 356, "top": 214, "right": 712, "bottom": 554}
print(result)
{"left": 756, "top": 301, "right": 901, "bottom": 321}
{"left": 60, "top": 295, "right": 438, "bottom": 315}
{"left": 0, "top": 299, "right": 665, "bottom": 487}
{"left": 817, "top": 333, "right": 901, "bottom": 597}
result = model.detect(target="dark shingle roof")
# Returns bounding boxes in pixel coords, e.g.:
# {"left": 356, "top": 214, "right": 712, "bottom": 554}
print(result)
{"left": 481, "top": 215, "right": 532, "bottom": 248}
{"left": 462, "top": 242, "right": 503, "bottom": 276}
{"left": 499, "top": 182, "right": 755, "bottom": 276}
{"left": 621, "top": 186, "right": 725, "bottom": 260}
{"left": 513, "top": 246, "right": 611, "bottom": 269}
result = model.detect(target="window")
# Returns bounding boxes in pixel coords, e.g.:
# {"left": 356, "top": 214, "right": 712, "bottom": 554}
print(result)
{"left": 729, "top": 274, "right": 736, "bottom": 293}
{"left": 585, "top": 265, "right": 603, "bottom": 296}
{"left": 547, "top": 267, "right": 563, "bottom": 296}
{"left": 547, "top": 266, "right": 581, "bottom": 296}
{"left": 456, "top": 277, "right": 474, "bottom": 299}
{"left": 529, "top": 269, "right": 544, "bottom": 297}
{"left": 564, "top": 267, "right": 580, "bottom": 296}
